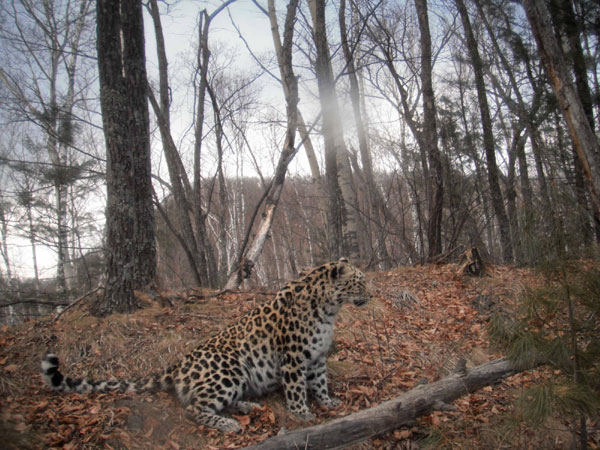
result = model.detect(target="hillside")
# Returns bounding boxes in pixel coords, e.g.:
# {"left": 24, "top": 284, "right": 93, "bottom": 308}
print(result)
{"left": 1, "top": 264, "right": 597, "bottom": 449}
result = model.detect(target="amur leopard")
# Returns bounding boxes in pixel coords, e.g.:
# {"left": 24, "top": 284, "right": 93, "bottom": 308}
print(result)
{"left": 41, "top": 258, "right": 371, "bottom": 433}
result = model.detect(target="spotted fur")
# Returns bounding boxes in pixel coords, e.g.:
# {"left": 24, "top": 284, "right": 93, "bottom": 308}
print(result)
{"left": 41, "top": 258, "right": 371, "bottom": 432}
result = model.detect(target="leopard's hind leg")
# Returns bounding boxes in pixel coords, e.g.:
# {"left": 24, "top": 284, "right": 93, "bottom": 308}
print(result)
{"left": 183, "top": 380, "right": 245, "bottom": 433}
{"left": 185, "top": 402, "right": 241, "bottom": 433}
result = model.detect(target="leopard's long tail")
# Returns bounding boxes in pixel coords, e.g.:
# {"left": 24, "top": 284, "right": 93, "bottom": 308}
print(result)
{"left": 41, "top": 353, "right": 174, "bottom": 395}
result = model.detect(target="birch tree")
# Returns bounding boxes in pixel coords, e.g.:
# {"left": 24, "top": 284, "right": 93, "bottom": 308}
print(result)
{"left": 0, "top": 0, "right": 95, "bottom": 292}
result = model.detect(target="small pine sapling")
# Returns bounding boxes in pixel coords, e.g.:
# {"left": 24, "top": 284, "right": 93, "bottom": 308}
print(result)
{"left": 489, "top": 260, "right": 599, "bottom": 448}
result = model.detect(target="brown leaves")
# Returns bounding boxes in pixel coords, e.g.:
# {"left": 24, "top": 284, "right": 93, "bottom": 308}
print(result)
{"left": 4, "top": 363, "right": 18, "bottom": 372}
{"left": 25, "top": 396, "right": 132, "bottom": 448}
{"left": 1, "top": 263, "right": 594, "bottom": 449}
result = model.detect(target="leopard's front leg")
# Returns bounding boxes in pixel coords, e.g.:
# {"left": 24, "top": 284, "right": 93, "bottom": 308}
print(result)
{"left": 282, "top": 359, "right": 314, "bottom": 420}
{"left": 307, "top": 355, "right": 340, "bottom": 408}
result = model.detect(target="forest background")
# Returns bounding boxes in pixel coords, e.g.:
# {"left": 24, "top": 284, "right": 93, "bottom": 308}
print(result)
{"left": 0, "top": 0, "right": 599, "bottom": 313}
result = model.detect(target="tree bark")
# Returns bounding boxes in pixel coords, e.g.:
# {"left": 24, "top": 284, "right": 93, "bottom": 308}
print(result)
{"left": 243, "top": 358, "right": 523, "bottom": 450}
{"left": 0, "top": 201, "right": 12, "bottom": 281}
{"left": 296, "top": 115, "right": 329, "bottom": 230}
{"left": 456, "top": 0, "right": 513, "bottom": 263}
{"left": 94, "top": 0, "right": 156, "bottom": 316}
{"left": 522, "top": 0, "right": 600, "bottom": 213}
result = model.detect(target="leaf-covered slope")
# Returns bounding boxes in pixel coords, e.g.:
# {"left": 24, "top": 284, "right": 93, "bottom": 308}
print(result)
{"left": 1, "top": 264, "right": 595, "bottom": 449}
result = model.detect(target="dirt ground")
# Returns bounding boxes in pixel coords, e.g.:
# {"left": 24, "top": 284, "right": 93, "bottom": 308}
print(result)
{"left": 1, "top": 263, "right": 598, "bottom": 449}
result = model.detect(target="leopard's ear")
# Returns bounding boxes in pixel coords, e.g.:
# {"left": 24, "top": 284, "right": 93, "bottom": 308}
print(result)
{"left": 330, "top": 260, "right": 347, "bottom": 280}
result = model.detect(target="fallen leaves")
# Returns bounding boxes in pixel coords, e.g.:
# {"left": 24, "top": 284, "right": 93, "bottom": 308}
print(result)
{"left": 0, "top": 263, "right": 597, "bottom": 449}
{"left": 4, "top": 363, "right": 18, "bottom": 372}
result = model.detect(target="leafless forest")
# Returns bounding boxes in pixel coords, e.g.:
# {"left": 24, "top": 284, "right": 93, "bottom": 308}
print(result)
{"left": 0, "top": 0, "right": 599, "bottom": 314}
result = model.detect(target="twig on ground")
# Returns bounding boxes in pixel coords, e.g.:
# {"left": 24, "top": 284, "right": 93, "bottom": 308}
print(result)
{"left": 53, "top": 286, "right": 103, "bottom": 323}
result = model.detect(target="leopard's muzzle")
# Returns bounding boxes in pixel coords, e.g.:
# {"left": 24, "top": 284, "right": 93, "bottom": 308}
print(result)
{"left": 352, "top": 294, "right": 371, "bottom": 307}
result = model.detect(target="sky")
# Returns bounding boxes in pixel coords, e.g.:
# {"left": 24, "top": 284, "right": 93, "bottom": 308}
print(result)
{"left": 144, "top": 1, "right": 316, "bottom": 175}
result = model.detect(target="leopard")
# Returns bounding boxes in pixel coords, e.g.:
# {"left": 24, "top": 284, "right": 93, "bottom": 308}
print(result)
{"left": 41, "top": 258, "right": 371, "bottom": 433}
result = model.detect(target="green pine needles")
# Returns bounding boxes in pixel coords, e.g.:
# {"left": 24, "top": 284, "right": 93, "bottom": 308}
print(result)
{"left": 489, "top": 259, "right": 600, "bottom": 447}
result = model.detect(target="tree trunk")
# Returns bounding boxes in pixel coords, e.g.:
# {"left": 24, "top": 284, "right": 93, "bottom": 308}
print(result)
{"left": 456, "top": 0, "right": 513, "bottom": 263}
{"left": 339, "top": 0, "right": 391, "bottom": 268}
{"left": 551, "top": 0, "right": 600, "bottom": 243}
{"left": 243, "top": 358, "right": 524, "bottom": 450}
{"left": 414, "top": 0, "right": 444, "bottom": 260}
{"left": 45, "top": 59, "right": 69, "bottom": 295}
{"left": 455, "top": 72, "right": 494, "bottom": 255}
{"left": 192, "top": 4, "right": 238, "bottom": 288}
{"left": 224, "top": 0, "right": 300, "bottom": 290}
{"left": 505, "top": 126, "right": 526, "bottom": 262}
{"left": 26, "top": 203, "right": 39, "bottom": 290}
{"left": 209, "top": 85, "right": 230, "bottom": 281}
{"left": 0, "top": 203, "right": 11, "bottom": 281}
{"left": 309, "top": 0, "right": 361, "bottom": 262}
{"left": 55, "top": 184, "right": 68, "bottom": 293}
{"left": 522, "top": 0, "right": 600, "bottom": 213}
{"left": 146, "top": 0, "right": 205, "bottom": 286}
{"left": 94, "top": 0, "right": 156, "bottom": 316}
{"left": 552, "top": 0, "right": 596, "bottom": 133}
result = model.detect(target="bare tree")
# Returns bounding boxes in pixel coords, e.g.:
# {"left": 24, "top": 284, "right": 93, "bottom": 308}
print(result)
{"left": 413, "top": 0, "right": 444, "bottom": 259}
{"left": 455, "top": 0, "right": 513, "bottom": 263}
{"left": 339, "top": 0, "right": 393, "bottom": 268}
{"left": 147, "top": 0, "right": 216, "bottom": 287}
{"left": 0, "top": 0, "right": 95, "bottom": 292}
{"left": 224, "top": 0, "right": 300, "bottom": 289}
{"left": 472, "top": 0, "right": 553, "bottom": 258}
{"left": 148, "top": 0, "right": 262, "bottom": 288}
{"left": 361, "top": 1, "right": 450, "bottom": 261}
{"left": 523, "top": 0, "right": 600, "bottom": 213}
{"left": 308, "top": 0, "right": 362, "bottom": 262}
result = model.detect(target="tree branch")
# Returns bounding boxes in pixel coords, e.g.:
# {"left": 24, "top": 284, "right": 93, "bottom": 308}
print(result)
{"left": 53, "top": 286, "right": 101, "bottom": 322}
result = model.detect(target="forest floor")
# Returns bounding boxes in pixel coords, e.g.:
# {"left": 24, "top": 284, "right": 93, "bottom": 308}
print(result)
{"left": 1, "top": 263, "right": 598, "bottom": 449}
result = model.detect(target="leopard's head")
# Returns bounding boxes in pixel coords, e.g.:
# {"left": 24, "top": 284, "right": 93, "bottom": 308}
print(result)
{"left": 326, "top": 258, "right": 371, "bottom": 307}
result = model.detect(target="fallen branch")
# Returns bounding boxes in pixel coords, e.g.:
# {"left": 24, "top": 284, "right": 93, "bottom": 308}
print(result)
{"left": 186, "top": 288, "right": 236, "bottom": 300}
{"left": 53, "top": 286, "right": 102, "bottom": 323}
{"left": 243, "top": 358, "right": 526, "bottom": 450}
{"left": 185, "top": 288, "right": 276, "bottom": 302}
{"left": 0, "top": 299, "right": 69, "bottom": 309}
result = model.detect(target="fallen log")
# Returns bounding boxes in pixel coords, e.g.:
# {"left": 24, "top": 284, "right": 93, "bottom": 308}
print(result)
{"left": 243, "top": 358, "right": 524, "bottom": 450}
